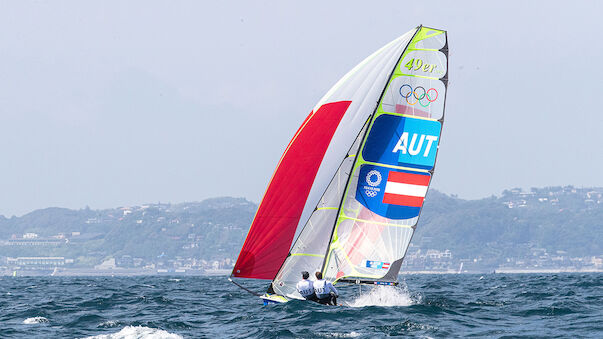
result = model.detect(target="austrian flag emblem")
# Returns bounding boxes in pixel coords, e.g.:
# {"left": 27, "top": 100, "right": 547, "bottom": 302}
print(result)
{"left": 382, "top": 171, "right": 430, "bottom": 207}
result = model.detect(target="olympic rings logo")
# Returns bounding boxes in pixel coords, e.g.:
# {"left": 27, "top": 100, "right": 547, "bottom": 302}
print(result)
{"left": 399, "top": 84, "right": 438, "bottom": 107}
{"left": 365, "top": 190, "right": 378, "bottom": 198}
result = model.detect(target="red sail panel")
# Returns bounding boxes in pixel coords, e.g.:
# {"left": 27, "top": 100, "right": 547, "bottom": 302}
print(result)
{"left": 232, "top": 101, "right": 351, "bottom": 279}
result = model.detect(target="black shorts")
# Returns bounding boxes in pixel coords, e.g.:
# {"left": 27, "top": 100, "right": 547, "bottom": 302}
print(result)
{"left": 317, "top": 295, "right": 337, "bottom": 305}
{"left": 304, "top": 294, "right": 318, "bottom": 302}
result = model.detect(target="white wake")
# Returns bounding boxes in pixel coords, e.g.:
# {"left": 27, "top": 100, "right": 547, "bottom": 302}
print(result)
{"left": 347, "top": 285, "right": 418, "bottom": 307}
{"left": 83, "top": 326, "right": 183, "bottom": 339}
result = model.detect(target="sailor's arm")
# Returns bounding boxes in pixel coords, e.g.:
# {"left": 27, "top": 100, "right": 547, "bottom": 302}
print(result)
{"left": 328, "top": 282, "right": 339, "bottom": 296}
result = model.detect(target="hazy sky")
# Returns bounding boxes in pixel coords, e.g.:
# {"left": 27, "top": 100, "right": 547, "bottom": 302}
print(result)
{"left": 1, "top": 1, "right": 602, "bottom": 216}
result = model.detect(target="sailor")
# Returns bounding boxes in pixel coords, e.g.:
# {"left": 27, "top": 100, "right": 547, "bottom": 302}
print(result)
{"left": 313, "top": 271, "right": 339, "bottom": 305}
{"left": 296, "top": 271, "right": 318, "bottom": 301}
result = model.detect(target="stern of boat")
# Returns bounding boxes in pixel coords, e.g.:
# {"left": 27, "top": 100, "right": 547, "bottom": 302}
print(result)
{"left": 260, "top": 293, "right": 289, "bottom": 305}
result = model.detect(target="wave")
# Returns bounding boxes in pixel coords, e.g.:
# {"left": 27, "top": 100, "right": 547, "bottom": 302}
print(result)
{"left": 347, "top": 285, "right": 418, "bottom": 307}
{"left": 3, "top": 274, "right": 601, "bottom": 338}
{"left": 82, "top": 326, "right": 183, "bottom": 339}
{"left": 23, "top": 316, "right": 49, "bottom": 324}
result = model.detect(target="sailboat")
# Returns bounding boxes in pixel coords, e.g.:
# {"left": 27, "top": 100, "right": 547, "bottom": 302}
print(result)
{"left": 230, "top": 25, "right": 449, "bottom": 304}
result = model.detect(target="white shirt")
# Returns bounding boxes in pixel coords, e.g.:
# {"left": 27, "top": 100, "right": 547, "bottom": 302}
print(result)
{"left": 313, "top": 279, "right": 338, "bottom": 299}
{"left": 296, "top": 279, "right": 315, "bottom": 298}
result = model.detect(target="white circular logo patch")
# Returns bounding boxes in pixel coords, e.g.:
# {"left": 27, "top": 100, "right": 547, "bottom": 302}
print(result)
{"left": 365, "top": 170, "right": 382, "bottom": 187}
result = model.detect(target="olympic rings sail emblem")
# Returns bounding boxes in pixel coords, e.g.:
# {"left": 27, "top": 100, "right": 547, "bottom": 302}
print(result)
{"left": 399, "top": 84, "right": 438, "bottom": 107}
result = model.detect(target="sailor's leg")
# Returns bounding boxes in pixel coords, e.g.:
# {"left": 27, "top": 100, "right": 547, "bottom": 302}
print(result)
{"left": 317, "top": 297, "right": 330, "bottom": 305}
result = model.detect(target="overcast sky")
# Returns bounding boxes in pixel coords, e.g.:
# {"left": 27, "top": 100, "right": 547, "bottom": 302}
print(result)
{"left": 1, "top": 1, "right": 601, "bottom": 216}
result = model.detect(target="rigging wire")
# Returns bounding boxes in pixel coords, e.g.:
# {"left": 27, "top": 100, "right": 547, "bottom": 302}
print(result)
{"left": 228, "top": 277, "right": 261, "bottom": 297}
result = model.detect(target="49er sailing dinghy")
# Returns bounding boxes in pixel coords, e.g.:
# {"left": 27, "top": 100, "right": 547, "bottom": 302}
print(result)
{"left": 230, "top": 25, "right": 448, "bottom": 305}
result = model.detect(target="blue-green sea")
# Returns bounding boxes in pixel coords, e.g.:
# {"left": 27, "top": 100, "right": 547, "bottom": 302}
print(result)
{"left": 1, "top": 273, "right": 601, "bottom": 338}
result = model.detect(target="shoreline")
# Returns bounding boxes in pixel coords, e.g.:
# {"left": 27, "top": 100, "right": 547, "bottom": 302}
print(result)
{"left": 493, "top": 268, "right": 603, "bottom": 274}
{"left": 0, "top": 268, "right": 233, "bottom": 277}
{"left": 2, "top": 268, "right": 601, "bottom": 277}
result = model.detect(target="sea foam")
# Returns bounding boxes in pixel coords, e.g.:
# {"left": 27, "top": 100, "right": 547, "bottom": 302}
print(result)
{"left": 321, "top": 331, "right": 361, "bottom": 337}
{"left": 347, "top": 285, "right": 417, "bottom": 307}
{"left": 83, "top": 326, "right": 183, "bottom": 339}
{"left": 23, "top": 316, "right": 49, "bottom": 324}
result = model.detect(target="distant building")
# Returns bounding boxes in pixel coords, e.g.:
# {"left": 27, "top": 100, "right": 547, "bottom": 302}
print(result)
{"left": 94, "top": 258, "right": 116, "bottom": 269}
{"left": 7, "top": 238, "right": 63, "bottom": 246}
{"left": 7, "top": 257, "right": 69, "bottom": 268}
{"left": 119, "top": 255, "right": 133, "bottom": 267}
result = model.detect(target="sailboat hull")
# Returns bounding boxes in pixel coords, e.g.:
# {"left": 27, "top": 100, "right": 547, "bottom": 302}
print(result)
{"left": 260, "top": 293, "right": 289, "bottom": 305}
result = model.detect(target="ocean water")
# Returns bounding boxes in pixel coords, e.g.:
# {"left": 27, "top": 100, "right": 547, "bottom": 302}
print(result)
{"left": 1, "top": 273, "right": 601, "bottom": 338}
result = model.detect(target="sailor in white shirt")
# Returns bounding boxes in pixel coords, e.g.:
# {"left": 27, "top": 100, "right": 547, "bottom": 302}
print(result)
{"left": 313, "top": 271, "right": 339, "bottom": 305}
{"left": 296, "top": 271, "right": 318, "bottom": 301}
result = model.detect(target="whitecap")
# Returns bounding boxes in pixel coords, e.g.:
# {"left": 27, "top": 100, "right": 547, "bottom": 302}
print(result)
{"left": 82, "top": 326, "right": 183, "bottom": 339}
{"left": 23, "top": 316, "right": 49, "bottom": 324}
{"left": 168, "top": 279, "right": 181, "bottom": 282}
{"left": 98, "top": 320, "right": 121, "bottom": 328}
{"left": 347, "top": 285, "right": 418, "bottom": 307}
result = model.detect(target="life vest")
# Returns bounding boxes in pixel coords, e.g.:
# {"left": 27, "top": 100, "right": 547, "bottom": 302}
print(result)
{"left": 296, "top": 279, "right": 315, "bottom": 298}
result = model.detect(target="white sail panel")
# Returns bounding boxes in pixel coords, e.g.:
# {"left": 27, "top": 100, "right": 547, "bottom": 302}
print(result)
{"left": 272, "top": 156, "right": 354, "bottom": 298}
{"left": 272, "top": 118, "right": 369, "bottom": 297}
{"left": 291, "top": 29, "right": 417, "bottom": 247}
{"left": 323, "top": 165, "right": 420, "bottom": 281}
{"left": 398, "top": 50, "right": 447, "bottom": 79}
{"left": 381, "top": 75, "right": 446, "bottom": 119}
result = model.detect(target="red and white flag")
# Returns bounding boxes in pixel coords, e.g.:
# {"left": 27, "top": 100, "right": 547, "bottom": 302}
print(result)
{"left": 382, "top": 171, "right": 430, "bottom": 207}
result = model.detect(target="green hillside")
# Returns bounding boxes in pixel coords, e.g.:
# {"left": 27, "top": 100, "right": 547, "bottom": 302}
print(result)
{"left": 1, "top": 186, "right": 601, "bottom": 270}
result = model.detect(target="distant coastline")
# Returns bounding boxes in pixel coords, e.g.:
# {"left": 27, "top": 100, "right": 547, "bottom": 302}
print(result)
{"left": 3, "top": 267, "right": 602, "bottom": 277}
{"left": 1, "top": 188, "right": 602, "bottom": 277}
{"left": 1, "top": 267, "right": 232, "bottom": 277}
{"left": 492, "top": 268, "right": 603, "bottom": 274}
